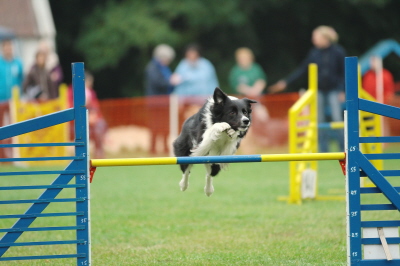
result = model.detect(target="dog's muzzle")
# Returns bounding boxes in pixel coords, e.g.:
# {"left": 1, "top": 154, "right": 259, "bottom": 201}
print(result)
{"left": 239, "top": 118, "right": 250, "bottom": 131}
{"left": 238, "top": 124, "right": 250, "bottom": 132}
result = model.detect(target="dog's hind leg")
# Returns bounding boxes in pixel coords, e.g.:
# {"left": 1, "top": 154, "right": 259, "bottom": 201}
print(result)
{"left": 179, "top": 164, "right": 193, "bottom": 191}
{"left": 204, "top": 164, "right": 221, "bottom": 197}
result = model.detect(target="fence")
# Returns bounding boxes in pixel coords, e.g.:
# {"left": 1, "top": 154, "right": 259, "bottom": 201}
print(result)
{"left": 99, "top": 92, "right": 299, "bottom": 155}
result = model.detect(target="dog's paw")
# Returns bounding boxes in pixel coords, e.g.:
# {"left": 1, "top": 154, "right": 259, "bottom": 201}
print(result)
{"left": 211, "top": 122, "right": 231, "bottom": 141}
{"left": 179, "top": 179, "right": 189, "bottom": 191}
{"left": 204, "top": 184, "right": 214, "bottom": 197}
{"left": 225, "top": 128, "right": 236, "bottom": 138}
{"left": 216, "top": 122, "right": 231, "bottom": 132}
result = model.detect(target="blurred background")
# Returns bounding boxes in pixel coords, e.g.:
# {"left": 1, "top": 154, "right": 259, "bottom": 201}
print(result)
{"left": 53, "top": 0, "right": 400, "bottom": 97}
{"left": 1, "top": 0, "right": 400, "bottom": 158}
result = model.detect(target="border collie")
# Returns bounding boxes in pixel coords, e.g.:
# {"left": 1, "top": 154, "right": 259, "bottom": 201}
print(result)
{"left": 173, "top": 88, "right": 256, "bottom": 196}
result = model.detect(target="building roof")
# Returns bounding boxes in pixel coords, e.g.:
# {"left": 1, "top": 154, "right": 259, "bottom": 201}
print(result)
{"left": 0, "top": 0, "right": 41, "bottom": 37}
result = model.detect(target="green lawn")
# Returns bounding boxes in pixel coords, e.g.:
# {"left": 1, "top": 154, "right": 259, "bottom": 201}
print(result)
{"left": 1, "top": 146, "right": 399, "bottom": 265}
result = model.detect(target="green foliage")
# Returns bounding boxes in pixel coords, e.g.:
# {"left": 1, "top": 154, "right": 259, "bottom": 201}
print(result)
{"left": 348, "top": 0, "right": 390, "bottom": 6}
{"left": 77, "top": 0, "right": 246, "bottom": 71}
{"left": 51, "top": 0, "right": 400, "bottom": 98}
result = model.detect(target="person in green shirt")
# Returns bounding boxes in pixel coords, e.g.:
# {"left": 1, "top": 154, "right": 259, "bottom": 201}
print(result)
{"left": 229, "top": 47, "right": 270, "bottom": 147}
{"left": 229, "top": 47, "right": 267, "bottom": 97}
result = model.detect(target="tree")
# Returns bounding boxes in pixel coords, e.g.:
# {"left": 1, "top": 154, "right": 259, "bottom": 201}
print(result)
{"left": 50, "top": 0, "right": 400, "bottom": 98}
{"left": 77, "top": 0, "right": 248, "bottom": 69}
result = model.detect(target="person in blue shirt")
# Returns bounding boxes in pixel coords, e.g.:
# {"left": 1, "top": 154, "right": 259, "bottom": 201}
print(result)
{"left": 170, "top": 44, "right": 219, "bottom": 97}
{"left": 0, "top": 39, "right": 23, "bottom": 102}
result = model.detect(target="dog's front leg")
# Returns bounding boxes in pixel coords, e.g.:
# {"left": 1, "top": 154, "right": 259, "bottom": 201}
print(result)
{"left": 191, "top": 122, "right": 234, "bottom": 156}
{"left": 209, "top": 122, "right": 236, "bottom": 141}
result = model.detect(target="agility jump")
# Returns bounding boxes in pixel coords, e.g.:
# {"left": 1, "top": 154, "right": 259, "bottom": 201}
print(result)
{"left": 0, "top": 57, "right": 399, "bottom": 265}
{"left": 284, "top": 63, "right": 383, "bottom": 204}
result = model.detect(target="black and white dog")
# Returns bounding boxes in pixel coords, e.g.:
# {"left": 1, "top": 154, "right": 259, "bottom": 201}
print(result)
{"left": 173, "top": 88, "right": 256, "bottom": 196}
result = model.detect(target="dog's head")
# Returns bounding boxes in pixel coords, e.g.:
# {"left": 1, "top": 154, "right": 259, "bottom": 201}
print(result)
{"left": 212, "top": 88, "right": 257, "bottom": 136}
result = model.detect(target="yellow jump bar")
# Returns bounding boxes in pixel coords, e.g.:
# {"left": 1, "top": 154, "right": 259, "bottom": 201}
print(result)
{"left": 261, "top": 152, "right": 345, "bottom": 162}
{"left": 91, "top": 153, "right": 345, "bottom": 167}
{"left": 91, "top": 157, "right": 177, "bottom": 167}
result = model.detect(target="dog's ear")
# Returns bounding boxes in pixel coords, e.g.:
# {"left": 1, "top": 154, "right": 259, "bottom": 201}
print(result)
{"left": 213, "top": 87, "right": 228, "bottom": 105}
{"left": 244, "top": 98, "right": 257, "bottom": 105}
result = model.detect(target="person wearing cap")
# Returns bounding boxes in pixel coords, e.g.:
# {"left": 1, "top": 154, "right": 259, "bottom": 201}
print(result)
{"left": 269, "top": 25, "right": 346, "bottom": 152}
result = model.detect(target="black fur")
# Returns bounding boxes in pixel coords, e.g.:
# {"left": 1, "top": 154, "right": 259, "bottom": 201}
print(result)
{"left": 210, "top": 164, "right": 221, "bottom": 176}
{"left": 173, "top": 88, "right": 256, "bottom": 177}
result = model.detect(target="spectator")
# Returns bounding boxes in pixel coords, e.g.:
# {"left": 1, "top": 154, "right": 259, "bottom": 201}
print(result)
{"left": 229, "top": 47, "right": 269, "bottom": 124}
{"left": 23, "top": 51, "right": 58, "bottom": 100}
{"left": 269, "top": 25, "right": 346, "bottom": 152}
{"left": 145, "top": 44, "right": 175, "bottom": 95}
{"left": 144, "top": 44, "right": 175, "bottom": 154}
{"left": 0, "top": 39, "right": 23, "bottom": 101}
{"left": 362, "top": 56, "right": 394, "bottom": 103}
{"left": 229, "top": 47, "right": 267, "bottom": 97}
{"left": 0, "top": 39, "right": 22, "bottom": 159}
{"left": 37, "top": 40, "right": 64, "bottom": 90}
{"left": 85, "top": 71, "right": 108, "bottom": 158}
{"left": 170, "top": 43, "right": 219, "bottom": 97}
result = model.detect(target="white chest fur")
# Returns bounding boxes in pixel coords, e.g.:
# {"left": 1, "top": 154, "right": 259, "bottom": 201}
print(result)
{"left": 190, "top": 122, "right": 240, "bottom": 159}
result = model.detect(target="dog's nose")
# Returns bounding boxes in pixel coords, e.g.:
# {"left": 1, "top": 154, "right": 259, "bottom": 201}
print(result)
{"left": 242, "top": 118, "right": 250, "bottom": 125}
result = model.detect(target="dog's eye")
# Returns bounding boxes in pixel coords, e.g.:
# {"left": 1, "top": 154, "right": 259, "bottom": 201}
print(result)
{"left": 229, "top": 111, "right": 235, "bottom": 116}
{"left": 243, "top": 111, "right": 248, "bottom": 115}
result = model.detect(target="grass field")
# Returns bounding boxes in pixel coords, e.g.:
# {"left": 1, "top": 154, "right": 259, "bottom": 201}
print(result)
{"left": 1, "top": 146, "right": 400, "bottom": 265}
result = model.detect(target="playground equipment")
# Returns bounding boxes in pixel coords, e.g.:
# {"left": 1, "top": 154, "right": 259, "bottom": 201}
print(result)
{"left": 283, "top": 64, "right": 383, "bottom": 204}
{"left": 359, "top": 39, "right": 400, "bottom": 75}
{"left": 0, "top": 57, "right": 399, "bottom": 265}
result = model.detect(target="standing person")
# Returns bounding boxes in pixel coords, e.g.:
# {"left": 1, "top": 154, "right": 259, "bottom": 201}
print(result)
{"left": 145, "top": 44, "right": 175, "bottom": 96}
{"left": 23, "top": 51, "right": 58, "bottom": 100}
{"left": 37, "top": 40, "right": 64, "bottom": 90}
{"left": 229, "top": 47, "right": 269, "bottom": 135}
{"left": 269, "top": 25, "right": 346, "bottom": 152}
{"left": 362, "top": 56, "right": 394, "bottom": 104}
{"left": 0, "top": 39, "right": 23, "bottom": 159}
{"left": 229, "top": 47, "right": 267, "bottom": 97}
{"left": 170, "top": 43, "right": 219, "bottom": 98}
{"left": 0, "top": 39, "right": 23, "bottom": 101}
{"left": 144, "top": 44, "right": 175, "bottom": 154}
{"left": 85, "top": 71, "right": 108, "bottom": 158}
